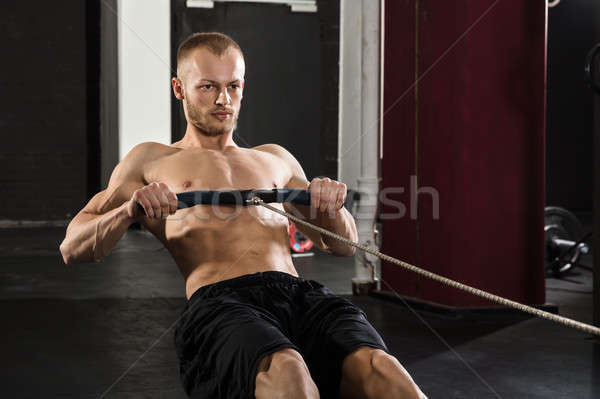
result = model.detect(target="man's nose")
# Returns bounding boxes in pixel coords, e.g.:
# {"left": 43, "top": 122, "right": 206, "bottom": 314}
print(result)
{"left": 215, "top": 87, "right": 231, "bottom": 105}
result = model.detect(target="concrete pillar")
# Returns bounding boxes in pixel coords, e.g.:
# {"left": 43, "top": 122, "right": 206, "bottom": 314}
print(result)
{"left": 352, "top": 0, "right": 381, "bottom": 295}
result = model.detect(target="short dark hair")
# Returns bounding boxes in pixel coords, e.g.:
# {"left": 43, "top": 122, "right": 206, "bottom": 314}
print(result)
{"left": 176, "top": 32, "right": 244, "bottom": 76}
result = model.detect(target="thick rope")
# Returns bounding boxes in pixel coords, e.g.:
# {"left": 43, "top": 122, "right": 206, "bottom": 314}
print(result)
{"left": 253, "top": 199, "right": 600, "bottom": 337}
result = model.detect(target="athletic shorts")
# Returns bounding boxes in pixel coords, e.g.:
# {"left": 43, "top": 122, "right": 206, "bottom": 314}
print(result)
{"left": 173, "top": 271, "right": 389, "bottom": 399}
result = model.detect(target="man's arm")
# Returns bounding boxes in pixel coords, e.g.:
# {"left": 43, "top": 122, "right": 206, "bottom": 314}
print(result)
{"left": 256, "top": 144, "right": 357, "bottom": 256}
{"left": 59, "top": 143, "right": 177, "bottom": 264}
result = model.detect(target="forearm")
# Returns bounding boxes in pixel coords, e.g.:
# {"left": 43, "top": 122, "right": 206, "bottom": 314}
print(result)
{"left": 317, "top": 207, "right": 358, "bottom": 255}
{"left": 294, "top": 205, "right": 358, "bottom": 256}
{"left": 60, "top": 203, "right": 133, "bottom": 264}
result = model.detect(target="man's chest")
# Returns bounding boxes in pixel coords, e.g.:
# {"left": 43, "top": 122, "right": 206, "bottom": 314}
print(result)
{"left": 143, "top": 147, "right": 291, "bottom": 193}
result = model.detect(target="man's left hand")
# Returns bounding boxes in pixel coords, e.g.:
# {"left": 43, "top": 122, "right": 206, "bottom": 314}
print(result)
{"left": 308, "top": 177, "right": 347, "bottom": 215}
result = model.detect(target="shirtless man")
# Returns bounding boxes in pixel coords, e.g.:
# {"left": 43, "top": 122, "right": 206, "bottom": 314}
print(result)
{"left": 60, "top": 32, "right": 425, "bottom": 399}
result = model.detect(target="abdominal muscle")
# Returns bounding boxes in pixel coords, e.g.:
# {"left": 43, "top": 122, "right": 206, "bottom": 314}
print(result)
{"left": 160, "top": 203, "right": 297, "bottom": 299}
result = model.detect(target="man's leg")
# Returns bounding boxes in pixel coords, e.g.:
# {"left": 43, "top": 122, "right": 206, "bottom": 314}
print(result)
{"left": 255, "top": 348, "right": 320, "bottom": 399}
{"left": 339, "top": 347, "right": 427, "bottom": 399}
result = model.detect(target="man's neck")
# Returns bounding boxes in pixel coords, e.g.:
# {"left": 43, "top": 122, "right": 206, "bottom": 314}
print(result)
{"left": 178, "top": 127, "right": 238, "bottom": 151}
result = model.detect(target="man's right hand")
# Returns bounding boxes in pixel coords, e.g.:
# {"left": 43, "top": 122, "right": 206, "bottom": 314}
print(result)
{"left": 126, "top": 182, "right": 179, "bottom": 219}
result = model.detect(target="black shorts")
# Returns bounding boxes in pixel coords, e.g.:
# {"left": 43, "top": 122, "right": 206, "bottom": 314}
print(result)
{"left": 174, "top": 271, "right": 388, "bottom": 399}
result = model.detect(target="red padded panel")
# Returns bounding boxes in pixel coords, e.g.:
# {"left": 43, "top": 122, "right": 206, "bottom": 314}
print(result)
{"left": 381, "top": 0, "right": 419, "bottom": 298}
{"left": 381, "top": 0, "right": 546, "bottom": 307}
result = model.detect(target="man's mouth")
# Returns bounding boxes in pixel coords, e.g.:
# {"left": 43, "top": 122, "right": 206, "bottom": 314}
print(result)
{"left": 212, "top": 111, "right": 232, "bottom": 121}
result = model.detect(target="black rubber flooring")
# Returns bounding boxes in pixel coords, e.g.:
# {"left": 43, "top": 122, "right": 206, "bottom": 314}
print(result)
{"left": 1, "top": 227, "right": 598, "bottom": 398}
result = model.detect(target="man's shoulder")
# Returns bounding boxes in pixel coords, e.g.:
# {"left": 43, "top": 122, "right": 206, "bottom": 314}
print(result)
{"left": 112, "top": 142, "right": 176, "bottom": 182}
{"left": 128, "top": 141, "right": 174, "bottom": 155}
{"left": 252, "top": 143, "right": 292, "bottom": 159}
{"left": 252, "top": 144, "right": 305, "bottom": 179}
{"left": 123, "top": 141, "right": 176, "bottom": 164}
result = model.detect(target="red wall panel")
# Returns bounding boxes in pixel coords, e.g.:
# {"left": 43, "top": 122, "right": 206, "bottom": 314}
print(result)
{"left": 381, "top": 0, "right": 419, "bottom": 298}
{"left": 381, "top": 0, "right": 546, "bottom": 307}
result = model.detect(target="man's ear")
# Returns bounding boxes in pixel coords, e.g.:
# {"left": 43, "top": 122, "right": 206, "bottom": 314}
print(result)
{"left": 172, "top": 77, "right": 185, "bottom": 100}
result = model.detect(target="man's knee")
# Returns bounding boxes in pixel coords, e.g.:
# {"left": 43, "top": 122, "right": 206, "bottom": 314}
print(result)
{"left": 255, "top": 348, "right": 319, "bottom": 399}
{"left": 369, "top": 350, "right": 425, "bottom": 399}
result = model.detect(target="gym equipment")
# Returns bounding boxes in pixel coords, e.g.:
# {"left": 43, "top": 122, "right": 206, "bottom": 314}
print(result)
{"left": 544, "top": 206, "right": 590, "bottom": 277}
{"left": 176, "top": 189, "right": 311, "bottom": 208}
{"left": 252, "top": 198, "right": 600, "bottom": 336}
{"left": 289, "top": 223, "right": 314, "bottom": 254}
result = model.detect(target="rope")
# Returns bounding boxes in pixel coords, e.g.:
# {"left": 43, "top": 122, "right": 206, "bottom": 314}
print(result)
{"left": 252, "top": 199, "right": 600, "bottom": 337}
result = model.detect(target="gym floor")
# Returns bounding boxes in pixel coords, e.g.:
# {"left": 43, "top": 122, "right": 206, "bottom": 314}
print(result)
{"left": 1, "top": 225, "right": 598, "bottom": 399}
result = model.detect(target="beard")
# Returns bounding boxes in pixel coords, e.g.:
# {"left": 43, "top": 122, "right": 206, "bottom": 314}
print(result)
{"left": 185, "top": 100, "right": 238, "bottom": 137}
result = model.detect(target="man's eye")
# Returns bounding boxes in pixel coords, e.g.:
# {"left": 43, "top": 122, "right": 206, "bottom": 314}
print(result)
{"left": 201, "top": 85, "right": 213, "bottom": 90}
{"left": 229, "top": 84, "right": 239, "bottom": 89}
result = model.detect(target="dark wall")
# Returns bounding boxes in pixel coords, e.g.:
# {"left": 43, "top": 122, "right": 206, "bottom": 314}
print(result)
{"left": 0, "top": 1, "right": 100, "bottom": 220}
{"left": 171, "top": 0, "right": 339, "bottom": 180}
{"left": 546, "top": 0, "right": 600, "bottom": 211}
{"left": 594, "top": 51, "right": 600, "bottom": 326}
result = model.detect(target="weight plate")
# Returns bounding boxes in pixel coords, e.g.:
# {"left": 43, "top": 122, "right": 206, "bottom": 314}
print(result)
{"left": 544, "top": 206, "right": 584, "bottom": 276}
{"left": 289, "top": 223, "right": 314, "bottom": 253}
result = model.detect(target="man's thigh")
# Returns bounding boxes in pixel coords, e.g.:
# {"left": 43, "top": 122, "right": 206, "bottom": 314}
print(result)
{"left": 175, "top": 298, "right": 295, "bottom": 399}
{"left": 296, "top": 280, "right": 388, "bottom": 397}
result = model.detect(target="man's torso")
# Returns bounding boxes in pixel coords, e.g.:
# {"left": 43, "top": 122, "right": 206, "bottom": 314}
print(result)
{"left": 137, "top": 143, "right": 299, "bottom": 298}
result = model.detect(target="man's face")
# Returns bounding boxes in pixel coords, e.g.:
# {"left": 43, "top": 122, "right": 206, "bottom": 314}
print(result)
{"left": 176, "top": 47, "right": 245, "bottom": 137}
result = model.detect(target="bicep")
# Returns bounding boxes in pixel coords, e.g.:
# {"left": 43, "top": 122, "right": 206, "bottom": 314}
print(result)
{"left": 73, "top": 146, "right": 147, "bottom": 219}
{"left": 282, "top": 151, "right": 309, "bottom": 190}
{"left": 70, "top": 178, "right": 137, "bottom": 227}
{"left": 65, "top": 189, "right": 111, "bottom": 235}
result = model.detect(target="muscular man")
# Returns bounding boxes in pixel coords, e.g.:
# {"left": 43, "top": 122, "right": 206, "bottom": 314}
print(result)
{"left": 60, "top": 32, "right": 425, "bottom": 399}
